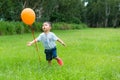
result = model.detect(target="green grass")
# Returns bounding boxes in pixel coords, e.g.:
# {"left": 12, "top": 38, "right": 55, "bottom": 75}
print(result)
{"left": 0, "top": 28, "right": 120, "bottom": 80}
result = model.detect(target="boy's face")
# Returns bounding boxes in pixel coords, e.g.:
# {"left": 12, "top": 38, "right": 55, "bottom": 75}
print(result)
{"left": 42, "top": 22, "right": 51, "bottom": 32}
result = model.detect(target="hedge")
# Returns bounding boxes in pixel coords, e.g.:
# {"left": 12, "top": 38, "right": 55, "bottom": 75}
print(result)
{"left": 0, "top": 21, "right": 88, "bottom": 35}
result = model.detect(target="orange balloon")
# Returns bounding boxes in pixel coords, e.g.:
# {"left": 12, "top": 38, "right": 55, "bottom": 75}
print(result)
{"left": 21, "top": 8, "right": 35, "bottom": 26}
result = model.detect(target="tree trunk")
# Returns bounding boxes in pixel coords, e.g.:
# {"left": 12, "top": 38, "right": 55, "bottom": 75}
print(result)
{"left": 105, "top": 0, "right": 110, "bottom": 27}
{"left": 113, "top": 17, "right": 118, "bottom": 28}
{"left": 23, "top": 0, "right": 27, "bottom": 8}
{"left": 105, "top": 18, "right": 108, "bottom": 27}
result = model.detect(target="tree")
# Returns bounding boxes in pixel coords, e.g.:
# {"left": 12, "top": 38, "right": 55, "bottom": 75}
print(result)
{"left": 0, "top": 0, "right": 42, "bottom": 21}
{"left": 109, "top": 0, "right": 120, "bottom": 27}
{"left": 85, "top": 0, "right": 120, "bottom": 27}
{"left": 49, "top": 0, "right": 83, "bottom": 23}
{"left": 0, "top": 0, "right": 120, "bottom": 27}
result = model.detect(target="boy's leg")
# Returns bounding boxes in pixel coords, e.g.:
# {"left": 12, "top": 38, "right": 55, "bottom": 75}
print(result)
{"left": 48, "top": 60, "right": 52, "bottom": 65}
{"left": 45, "top": 49, "right": 52, "bottom": 65}
{"left": 55, "top": 57, "right": 63, "bottom": 66}
{"left": 52, "top": 47, "right": 63, "bottom": 66}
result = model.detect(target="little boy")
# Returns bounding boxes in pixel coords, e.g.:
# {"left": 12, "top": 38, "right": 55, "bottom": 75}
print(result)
{"left": 27, "top": 21, "right": 65, "bottom": 66}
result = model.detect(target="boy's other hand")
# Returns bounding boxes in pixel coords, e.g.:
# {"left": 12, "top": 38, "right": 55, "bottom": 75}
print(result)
{"left": 62, "top": 42, "right": 66, "bottom": 47}
{"left": 27, "top": 42, "right": 32, "bottom": 46}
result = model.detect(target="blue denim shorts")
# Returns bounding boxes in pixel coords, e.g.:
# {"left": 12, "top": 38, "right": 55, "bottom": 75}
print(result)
{"left": 44, "top": 47, "right": 57, "bottom": 61}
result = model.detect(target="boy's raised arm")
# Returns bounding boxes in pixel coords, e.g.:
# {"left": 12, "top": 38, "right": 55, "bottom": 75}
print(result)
{"left": 57, "top": 38, "right": 66, "bottom": 47}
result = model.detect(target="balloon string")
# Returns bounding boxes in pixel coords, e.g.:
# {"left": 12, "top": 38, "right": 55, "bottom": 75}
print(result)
{"left": 30, "top": 25, "right": 40, "bottom": 62}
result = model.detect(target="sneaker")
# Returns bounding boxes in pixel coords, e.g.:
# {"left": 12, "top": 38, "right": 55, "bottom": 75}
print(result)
{"left": 57, "top": 58, "right": 63, "bottom": 66}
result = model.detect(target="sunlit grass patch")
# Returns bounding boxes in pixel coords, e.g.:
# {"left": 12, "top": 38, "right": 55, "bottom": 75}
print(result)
{"left": 0, "top": 28, "right": 120, "bottom": 80}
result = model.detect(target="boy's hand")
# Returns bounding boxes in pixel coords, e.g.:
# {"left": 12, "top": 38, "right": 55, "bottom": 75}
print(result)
{"left": 27, "top": 39, "right": 37, "bottom": 46}
{"left": 27, "top": 42, "right": 32, "bottom": 46}
{"left": 62, "top": 42, "right": 66, "bottom": 47}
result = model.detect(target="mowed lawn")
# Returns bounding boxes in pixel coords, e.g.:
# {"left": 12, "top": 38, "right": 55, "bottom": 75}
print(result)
{"left": 0, "top": 28, "right": 120, "bottom": 80}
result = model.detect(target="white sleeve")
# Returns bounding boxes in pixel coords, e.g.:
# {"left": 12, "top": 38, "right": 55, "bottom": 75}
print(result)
{"left": 36, "top": 34, "right": 42, "bottom": 41}
{"left": 52, "top": 33, "right": 59, "bottom": 41}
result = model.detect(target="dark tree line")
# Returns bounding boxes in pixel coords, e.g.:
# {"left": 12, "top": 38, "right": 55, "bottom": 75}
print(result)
{"left": 0, "top": 0, "right": 120, "bottom": 27}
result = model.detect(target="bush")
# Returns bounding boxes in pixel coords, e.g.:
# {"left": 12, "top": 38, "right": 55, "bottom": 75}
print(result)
{"left": 0, "top": 21, "right": 17, "bottom": 35}
{"left": 52, "top": 22, "right": 88, "bottom": 30}
{"left": 71, "top": 23, "right": 88, "bottom": 29}
{"left": 6, "top": 22, "right": 16, "bottom": 35}
{"left": 0, "top": 21, "right": 25, "bottom": 35}
{"left": 33, "top": 22, "right": 43, "bottom": 32}
{"left": 0, "top": 21, "right": 30, "bottom": 35}
{"left": 0, "top": 21, "right": 7, "bottom": 35}
{"left": 0, "top": 21, "right": 88, "bottom": 35}
{"left": 15, "top": 22, "right": 25, "bottom": 34}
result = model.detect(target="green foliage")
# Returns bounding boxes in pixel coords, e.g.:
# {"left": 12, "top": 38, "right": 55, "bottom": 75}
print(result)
{"left": 52, "top": 22, "right": 88, "bottom": 30}
{"left": 33, "top": 22, "right": 43, "bottom": 32}
{"left": 49, "top": 0, "right": 83, "bottom": 23}
{"left": 86, "top": 0, "right": 120, "bottom": 27}
{"left": 0, "top": 21, "right": 16, "bottom": 35}
{"left": 0, "top": 21, "right": 88, "bottom": 35}
{"left": 0, "top": 0, "right": 22, "bottom": 21}
{"left": 0, "top": 0, "right": 120, "bottom": 27}
{"left": 0, "top": 21, "right": 29, "bottom": 35}
{"left": 0, "top": 29, "right": 120, "bottom": 80}
{"left": 15, "top": 22, "right": 25, "bottom": 34}
{"left": 0, "top": 21, "right": 8, "bottom": 35}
